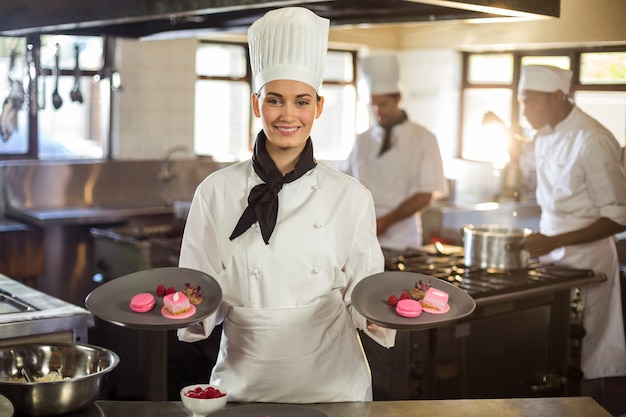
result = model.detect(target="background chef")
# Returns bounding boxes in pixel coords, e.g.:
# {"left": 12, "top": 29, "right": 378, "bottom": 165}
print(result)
{"left": 515, "top": 65, "right": 626, "bottom": 403}
{"left": 176, "top": 7, "right": 395, "bottom": 403}
{"left": 342, "top": 53, "right": 446, "bottom": 250}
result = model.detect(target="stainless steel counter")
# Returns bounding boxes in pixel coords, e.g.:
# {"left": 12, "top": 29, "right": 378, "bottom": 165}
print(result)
{"left": 0, "top": 274, "right": 94, "bottom": 344}
{"left": 0, "top": 217, "right": 35, "bottom": 232}
{"left": 84, "top": 397, "right": 613, "bottom": 417}
{"left": 5, "top": 205, "right": 175, "bottom": 227}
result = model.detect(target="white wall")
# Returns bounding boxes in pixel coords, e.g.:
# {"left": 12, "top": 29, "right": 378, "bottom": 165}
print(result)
{"left": 400, "top": 49, "right": 461, "bottom": 164}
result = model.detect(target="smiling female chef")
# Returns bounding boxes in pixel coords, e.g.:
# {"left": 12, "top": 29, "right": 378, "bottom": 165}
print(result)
{"left": 177, "top": 7, "right": 396, "bottom": 403}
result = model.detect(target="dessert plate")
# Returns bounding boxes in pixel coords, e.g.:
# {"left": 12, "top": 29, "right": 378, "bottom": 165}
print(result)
{"left": 352, "top": 271, "right": 476, "bottom": 330}
{"left": 211, "top": 404, "right": 328, "bottom": 417}
{"left": 85, "top": 267, "right": 221, "bottom": 330}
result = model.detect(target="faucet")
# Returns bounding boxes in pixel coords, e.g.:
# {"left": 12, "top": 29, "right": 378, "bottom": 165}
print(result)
{"left": 158, "top": 145, "right": 191, "bottom": 181}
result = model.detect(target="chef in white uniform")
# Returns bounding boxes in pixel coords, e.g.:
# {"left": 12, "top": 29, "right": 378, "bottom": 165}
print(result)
{"left": 177, "top": 7, "right": 395, "bottom": 403}
{"left": 342, "top": 53, "right": 446, "bottom": 250}
{"left": 516, "top": 65, "right": 626, "bottom": 398}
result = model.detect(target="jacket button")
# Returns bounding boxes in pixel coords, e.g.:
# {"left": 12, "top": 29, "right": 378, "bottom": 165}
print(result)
{"left": 311, "top": 267, "right": 320, "bottom": 274}
{"left": 313, "top": 223, "right": 322, "bottom": 229}
{"left": 311, "top": 184, "right": 319, "bottom": 190}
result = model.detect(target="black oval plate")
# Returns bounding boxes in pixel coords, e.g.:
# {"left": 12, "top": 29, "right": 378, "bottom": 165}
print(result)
{"left": 352, "top": 271, "right": 476, "bottom": 330}
{"left": 85, "top": 267, "right": 221, "bottom": 330}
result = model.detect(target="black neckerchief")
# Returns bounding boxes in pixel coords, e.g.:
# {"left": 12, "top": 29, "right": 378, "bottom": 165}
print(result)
{"left": 229, "top": 131, "right": 317, "bottom": 245}
{"left": 379, "top": 110, "right": 408, "bottom": 156}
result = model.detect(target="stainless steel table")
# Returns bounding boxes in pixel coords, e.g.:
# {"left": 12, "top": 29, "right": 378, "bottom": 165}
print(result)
{"left": 88, "top": 397, "right": 613, "bottom": 417}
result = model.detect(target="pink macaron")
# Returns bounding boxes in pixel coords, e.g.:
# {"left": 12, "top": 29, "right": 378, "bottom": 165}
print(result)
{"left": 395, "top": 299, "right": 423, "bottom": 318}
{"left": 129, "top": 292, "right": 156, "bottom": 313}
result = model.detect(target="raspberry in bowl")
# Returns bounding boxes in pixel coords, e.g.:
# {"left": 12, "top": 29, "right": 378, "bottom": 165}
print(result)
{"left": 180, "top": 384, "right": 228, "bottom": 416}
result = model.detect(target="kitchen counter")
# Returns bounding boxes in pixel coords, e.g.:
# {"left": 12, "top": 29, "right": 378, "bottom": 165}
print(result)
{"left": 83, "top": 397, "right": 613, "bottom": 417}
{"left": 5, "top": 204, "right": 175, "bottom": 227}
{"left": 0, "top": 217, "right": 36, "bottom": 232}
{"left": 0, "top": 274, "right": 94, "bottom": 345}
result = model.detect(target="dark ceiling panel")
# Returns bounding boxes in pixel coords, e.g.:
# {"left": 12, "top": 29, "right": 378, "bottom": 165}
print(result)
{"left": 0, "top": 0, "right": 560, "bottom": 38}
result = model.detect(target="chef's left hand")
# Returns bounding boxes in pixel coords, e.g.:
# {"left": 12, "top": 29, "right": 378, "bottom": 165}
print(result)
{"left": 522, "top": 232, "right": 558, "bottom": 258}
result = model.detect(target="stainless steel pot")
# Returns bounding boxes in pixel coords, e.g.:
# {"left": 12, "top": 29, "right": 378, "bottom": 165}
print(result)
{"left": 462, "top": 224, "right": 532, "bottom": 270}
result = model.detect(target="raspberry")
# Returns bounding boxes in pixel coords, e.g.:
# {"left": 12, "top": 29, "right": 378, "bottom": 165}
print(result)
{"left": 166, "top": 286, "right": 176, "bottom": 295}
{"left": 400, "top": 291, "right": 410, "bottom": 300}
{"left": 155, "top": 284, "right": 166, "bottom": 297}
{"left": 387, "top": 294, "right": 398, "bottom": 306}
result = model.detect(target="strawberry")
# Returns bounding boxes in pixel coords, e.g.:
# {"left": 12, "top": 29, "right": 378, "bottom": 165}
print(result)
{"left": 387, "top": 294, "right": 399, "bottom": 306}
{"left": 155, "top": 284, "right": 166, "bottom": 297}
{"left": 166, "top": 286, "right": 176, "bottom": 295}
{"left": 400, "top": 291, "right": 410, "bottom": 300}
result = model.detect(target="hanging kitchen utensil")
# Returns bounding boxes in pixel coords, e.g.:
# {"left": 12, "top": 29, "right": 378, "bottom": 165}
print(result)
{"left": 1, "top": 47, "right": 26, "bottom": 142}
{"left": 70, "top": 44, "right": 83, "bottom": 103}
{"left": 26, "top": 45, "right": 39, "bottom": 116}
{"left": 51, "top": 43, "right": 63, "bottom": 110}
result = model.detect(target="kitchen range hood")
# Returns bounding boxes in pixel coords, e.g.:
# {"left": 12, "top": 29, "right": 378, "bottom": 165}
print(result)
{"left": 0, "top": 0, "right": 559, "bottom": 38}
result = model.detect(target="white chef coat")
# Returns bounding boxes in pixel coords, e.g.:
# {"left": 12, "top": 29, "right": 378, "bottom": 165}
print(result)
{"left": 528, "top": 106, "right": 626, "bottom": 380}
{"left": 177, "top": 160, "right": 396, "bottom": 402}
{"left": 342, "top": 120, "right": 446, "bottom": 250}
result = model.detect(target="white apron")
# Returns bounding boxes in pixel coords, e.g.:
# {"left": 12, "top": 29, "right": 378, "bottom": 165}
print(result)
{"left": 540, "top": 213, "right": 626, "bottom": 379}
{"left": 211, "top": 291, "right": 371, "bottom": 402}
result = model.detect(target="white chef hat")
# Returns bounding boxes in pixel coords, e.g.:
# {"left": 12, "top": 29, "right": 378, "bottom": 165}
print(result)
{"left": 248, "top": 7, "right": 329, "bottom": 93}
{"left": 518, "top": 65, "right": 572, "bottom": 95}
{"left": 361, "top": 53, "right": 401, "bottom": 95}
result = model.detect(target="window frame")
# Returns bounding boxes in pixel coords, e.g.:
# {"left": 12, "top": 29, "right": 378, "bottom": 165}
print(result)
{"left": 459, "top": 45, "right": 626, "bottom": 160}
{"left": 0, "top": 34, "right": 114, "bottom": 161}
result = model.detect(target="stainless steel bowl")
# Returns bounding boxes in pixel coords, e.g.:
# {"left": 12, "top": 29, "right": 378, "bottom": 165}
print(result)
{"left": 0, "top": 343, "right": 119, "bottom": 416}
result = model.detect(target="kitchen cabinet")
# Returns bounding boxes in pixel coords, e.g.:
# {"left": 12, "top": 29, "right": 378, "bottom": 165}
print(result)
{"left": 0, "top": 219, "right": 44, "bottom": 288}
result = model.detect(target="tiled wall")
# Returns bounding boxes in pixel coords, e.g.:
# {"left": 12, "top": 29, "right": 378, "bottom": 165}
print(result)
{"left": 113, "top": 38, "right": 197, "bottom": 160}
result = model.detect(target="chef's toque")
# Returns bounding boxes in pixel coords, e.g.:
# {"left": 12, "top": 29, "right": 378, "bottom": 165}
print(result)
{"left": 361, "top": 53, "right": 401, "bottom": 95}
{"left": 248, "top": 7, "right": 329, "bottom": 93}
{"left": 518, "top": 65, "right": 572, "bottom": 95}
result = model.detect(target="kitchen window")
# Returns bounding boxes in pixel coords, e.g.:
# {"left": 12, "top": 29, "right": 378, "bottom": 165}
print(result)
{"left": 461, "top": 47, "right": 626, "bottom": 164}
{"left": 194, "top": 41, "right": 357, "bottom": 161}
{"left": 0, "top": 35, "right": 112, "bottom": 160}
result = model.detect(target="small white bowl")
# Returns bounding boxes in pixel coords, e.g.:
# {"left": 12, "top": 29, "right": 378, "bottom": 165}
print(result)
{"left": 180, "top": 384, "right": 228, "bottom": 417}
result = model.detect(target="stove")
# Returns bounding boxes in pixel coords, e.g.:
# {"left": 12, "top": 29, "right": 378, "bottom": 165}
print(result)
{"left": 360, "top": 245, "right": 606, "bottom": 401}
{"left": 383, "top": 246, "right": 602, "bottom": 306}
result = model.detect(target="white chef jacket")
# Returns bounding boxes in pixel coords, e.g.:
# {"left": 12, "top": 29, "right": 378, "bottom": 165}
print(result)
{"left": 177, "top": 160, "right": 396, "bottom": 402}
{"left": 527, "top": 106, "right": 626, "bottom": 380}
{"left": 342, "top": 119, "right": 446, "bottom": 250}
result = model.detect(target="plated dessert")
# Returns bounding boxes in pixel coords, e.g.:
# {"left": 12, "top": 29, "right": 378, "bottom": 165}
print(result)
{"left": 387, "top": 279, "right": 450, "bottom": 316}
{"left": 129, "top": 282, "right": 203, "bottom": 319}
